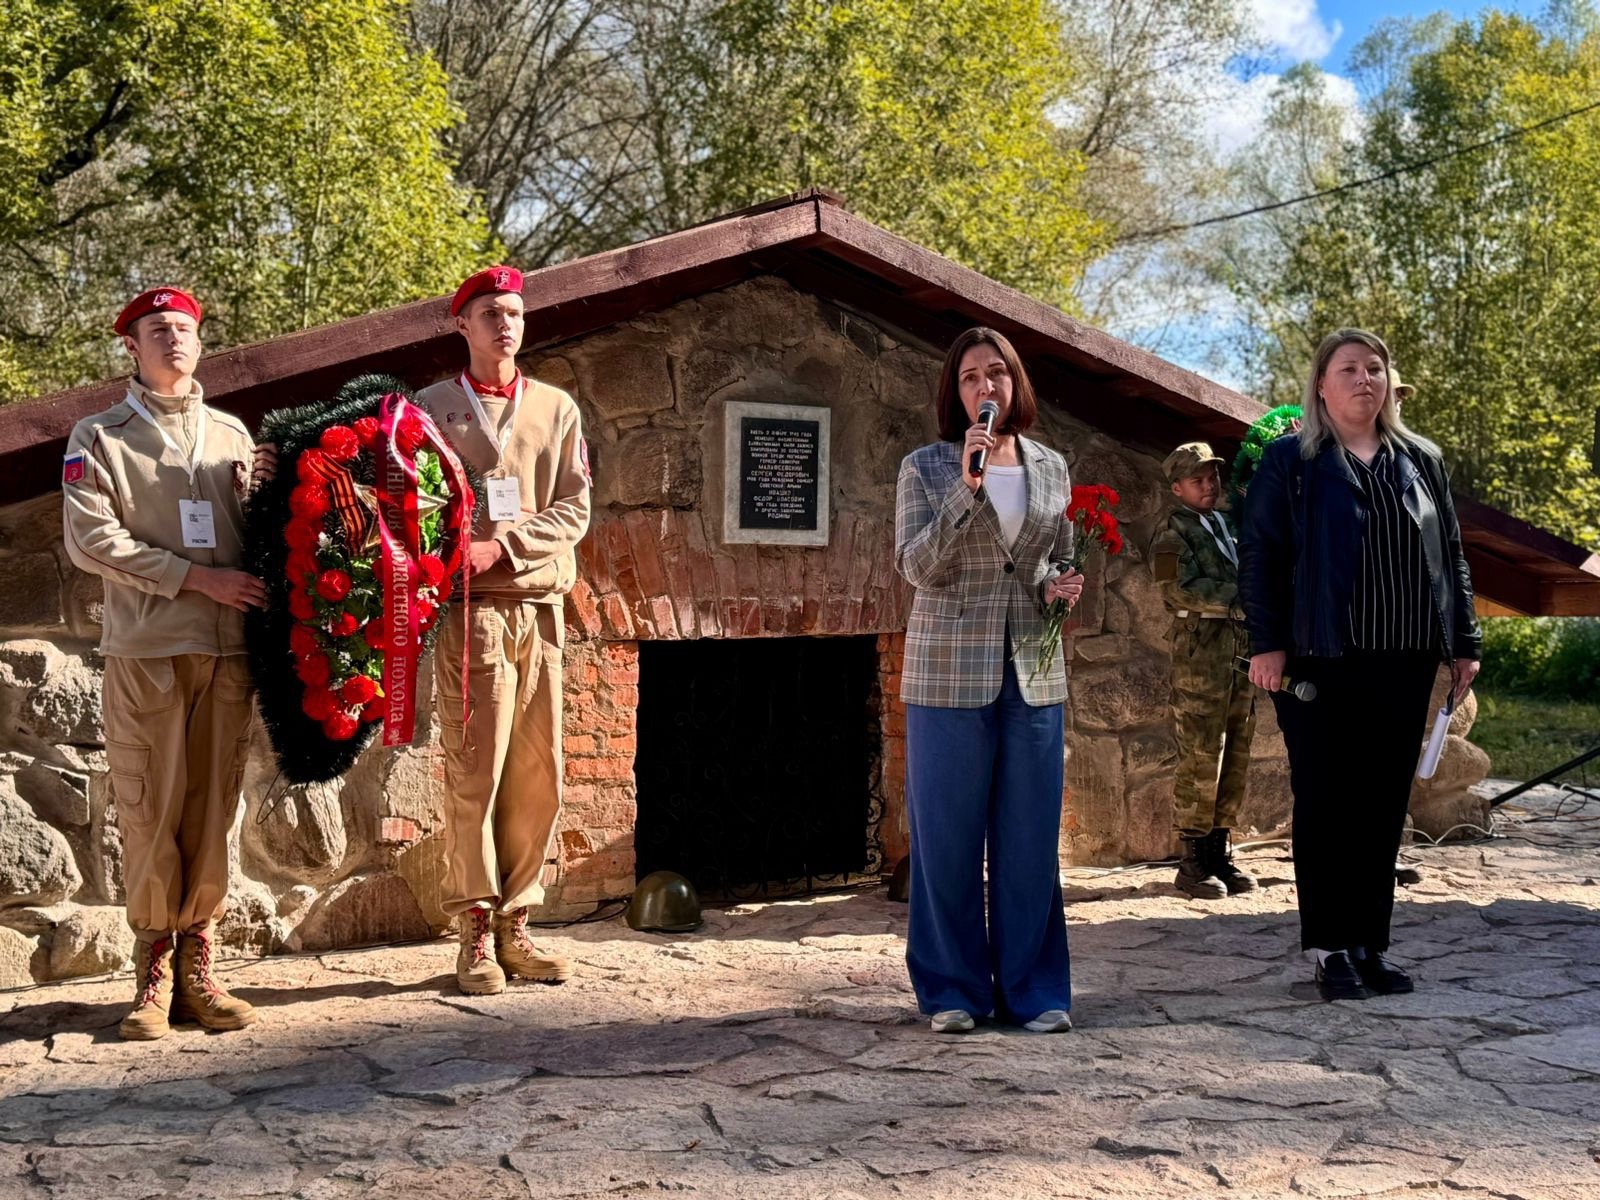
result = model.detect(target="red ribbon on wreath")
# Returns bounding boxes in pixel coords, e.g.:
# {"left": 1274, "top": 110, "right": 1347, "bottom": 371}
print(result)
{"left": 373, "top": 394, "right": 474, "bottom": 746}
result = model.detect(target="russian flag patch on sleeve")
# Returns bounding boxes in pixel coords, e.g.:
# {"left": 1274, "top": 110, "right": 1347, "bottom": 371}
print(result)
{"left": 62, "top": 451, "right": 86, "bottom": 485}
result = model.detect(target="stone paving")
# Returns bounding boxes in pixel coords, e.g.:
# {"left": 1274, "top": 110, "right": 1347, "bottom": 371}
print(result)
{"left": 2, "top": 783, "right": 1597, "bottom": 1199}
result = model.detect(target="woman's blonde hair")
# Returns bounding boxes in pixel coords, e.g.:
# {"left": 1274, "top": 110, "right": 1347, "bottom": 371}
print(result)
{"left": 1298, "top": 328, "right": 1419, "bottom": 458}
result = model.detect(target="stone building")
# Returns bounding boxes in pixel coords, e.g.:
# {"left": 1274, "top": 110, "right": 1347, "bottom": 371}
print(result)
{"left": 2, "top": 191, "right": 1596, "bottom": 986}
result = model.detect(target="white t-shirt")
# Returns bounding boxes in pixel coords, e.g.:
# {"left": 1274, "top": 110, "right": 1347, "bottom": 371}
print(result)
{"left": 984, "top": 465, "right": 1027, "bottom": 549}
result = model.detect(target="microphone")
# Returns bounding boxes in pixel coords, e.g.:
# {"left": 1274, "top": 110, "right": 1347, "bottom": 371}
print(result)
{"left": 1417, "top": 688, "right": 1458, "bottom": 779}
{"left": 1234, "top": 658, "right": 1316, "bottom": 701}
{"left": 1279, "top": 677, "right": 1318, "bottom": 702}
{"left": 970, "top": 398, "right": 1000, "bottom": 478}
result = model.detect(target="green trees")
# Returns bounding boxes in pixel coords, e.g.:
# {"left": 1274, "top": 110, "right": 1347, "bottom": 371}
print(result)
{"left": 1217, "top": 13, "right": 1600, "bottom": 547}
{"left": 685, "top": 0, "right": 1103, "bottom": 308}
{"left": 0, "top": 0, "right": 491, "bottom": 401}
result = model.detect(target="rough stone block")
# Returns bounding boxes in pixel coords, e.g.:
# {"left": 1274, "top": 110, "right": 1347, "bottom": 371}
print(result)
{"left": 611, "top": 429, "right": 701, "bottom": 509}
{"left": 571, "top": 336, "right": 673, "bottom": 420}
{"left": 1071, "top": 653, "right": 1169, "bottom": 732}
{"left": 63, "top": 568, "right": 104, "bottom": 640}
{"left": 47, "top": 905, "right": 135, "bottom": 979}
{"left": 0, "top": 642, "right": 103, "bottom": 746}
{"left": 0, "top": 553, "right": 65, "bottom": 632}
{"left": 0, "top": 925, "right": 39, "bottom": 988}
{"left": 15, "top": 761, "right": 91, "bottom": 826}
{"left": 242, "top": 780, "right": 349, "bottom": 887}
{"left": 0, "top": 781, "right": 82, "bottom": 908}
{"left": 289, "top": 873, "right": 431, "bottom": 953}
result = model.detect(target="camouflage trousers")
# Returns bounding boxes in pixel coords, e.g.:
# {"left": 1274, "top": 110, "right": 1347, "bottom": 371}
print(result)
{"left": 1169, "top": 616, "right": 1256, "bottom": 836}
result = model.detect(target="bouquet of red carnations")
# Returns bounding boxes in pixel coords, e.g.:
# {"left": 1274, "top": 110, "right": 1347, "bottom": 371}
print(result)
{"left": 244, "top": 375, "right": 479, "bottom": 783}
{"left": 1032, "top": 484, "right": 1124, "bottom": 680}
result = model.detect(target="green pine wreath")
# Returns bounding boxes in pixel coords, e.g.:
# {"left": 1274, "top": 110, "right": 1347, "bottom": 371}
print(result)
{"left": 243, "top": 374, "right": 483, "bottom": 784}
{"left": 1230, "top": 404, "right": 1302, "bottom": 504}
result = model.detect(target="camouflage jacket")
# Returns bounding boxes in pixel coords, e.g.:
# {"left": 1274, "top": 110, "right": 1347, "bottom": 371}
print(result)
{"left": 1150, "top": 507, "right": 1243, "bottom": 619}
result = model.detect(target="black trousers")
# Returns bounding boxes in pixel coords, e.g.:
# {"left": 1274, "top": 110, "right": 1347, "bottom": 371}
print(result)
{"left": 1273, "top": 650, "right": 1440, "bottom": 952}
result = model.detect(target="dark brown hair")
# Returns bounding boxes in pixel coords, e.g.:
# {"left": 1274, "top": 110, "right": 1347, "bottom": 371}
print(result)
{"left": 935, "top": 327, "right": 1038, "bottom": 442}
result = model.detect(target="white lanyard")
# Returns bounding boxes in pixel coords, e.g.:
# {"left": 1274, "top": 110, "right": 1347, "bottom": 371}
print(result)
{"left": 124, "top": 388, "right": 207, "bottom": 488}
{"left": 459, "top": 372, "right": 522, "bottom": 462}
{"left": 1200, "top": 512, "right": 1238, "bottom": 565}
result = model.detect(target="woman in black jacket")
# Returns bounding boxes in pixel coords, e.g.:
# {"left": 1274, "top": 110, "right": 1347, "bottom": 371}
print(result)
{"left": 1239, "top": 329, "right": 1481, "bottom": 1001}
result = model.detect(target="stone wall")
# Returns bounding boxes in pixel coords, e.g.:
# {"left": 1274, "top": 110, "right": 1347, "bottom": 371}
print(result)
{"left": 0, "top": 274, "right": 1302, "bottom": 986}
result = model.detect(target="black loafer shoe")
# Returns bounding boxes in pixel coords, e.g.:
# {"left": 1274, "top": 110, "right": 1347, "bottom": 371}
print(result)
{"left": 1354, "top": 952, "right": 1414, "bottom": 995}
{"left": 1315, "top": 952, "right": 1370, "bottom": 1001}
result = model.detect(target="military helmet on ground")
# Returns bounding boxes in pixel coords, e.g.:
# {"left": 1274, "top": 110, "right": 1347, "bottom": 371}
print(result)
{"left": 625, "top": 870, "right": 702, "bottom": 932}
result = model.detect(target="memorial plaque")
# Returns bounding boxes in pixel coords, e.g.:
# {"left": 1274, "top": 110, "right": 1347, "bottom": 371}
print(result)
{"left": 722, "top": 401, "right": 830, "bottom": 546}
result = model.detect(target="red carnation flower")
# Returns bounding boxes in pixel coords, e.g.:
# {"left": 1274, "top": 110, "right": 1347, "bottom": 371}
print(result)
{"left": 353, "top": 416, "right": 381, "bottom": 451}
{"left": 301, "top": 686, "right": 338, "bottom": 722}
{"left": 288, "top": 485, "right": 331, "bottom": 521}
{"left": 289, "top": 625, "right": 319, "bottom": 659}
{"left": 327, "top": 611, "right": 360, "bottom": 638}
{"left": 418, "top": 554, "right": 447, "bottom": 589}
{"left": 288, "top": 590, "right": 316, "bottom": 621}
{"left": 285, "top": 519, "right": 321, "bottom": 552}
{"left": 316, "top": 569, "right": 352, "bottom": 603}
{"left": 342, "top": 675, "right": 378, "bottom": 705}
{"left": 1103, "top": 530, "right": 1125, "bottom": 556}
{"left": 361, "top": 698, "right": 385, "bottom": 723}
{"left": 323, "top": 712, "right": 360, "bottom": 741}
{"left": 296, "top": 448, "right": 329, "bottom": 482}
{"left": 364, "top": 619, "right": 389, "bottom": 651}
{"left": 295, "top": 653, "right": 331, "bottom": 687}
{"left": 320, "top": 425, "right": 360, "bottom": 463}
{"left": 416, "top": 598, "right": 438, "bottom": 626}
{"left": 396, "top": 412, "right": 428, "bottom": 454}
{"left": 286, "top": 550, "right": 319, "bottom": 584}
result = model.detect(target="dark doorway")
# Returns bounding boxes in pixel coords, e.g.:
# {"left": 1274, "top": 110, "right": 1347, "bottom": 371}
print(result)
{"left": 634, "top": 635, "right": 882, "bottom": 897}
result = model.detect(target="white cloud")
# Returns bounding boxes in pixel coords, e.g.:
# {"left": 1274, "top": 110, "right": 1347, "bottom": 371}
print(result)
{"left": 1249, "top": 0, "right": 1342, "bottom": 61}
{"left": 1205, "top": 68, "right": 1360, "bottom": 159}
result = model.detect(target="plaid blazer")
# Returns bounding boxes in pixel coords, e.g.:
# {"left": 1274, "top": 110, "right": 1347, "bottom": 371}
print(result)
{"left": 894, "top": 438, "right": 1074, "bottom": 708}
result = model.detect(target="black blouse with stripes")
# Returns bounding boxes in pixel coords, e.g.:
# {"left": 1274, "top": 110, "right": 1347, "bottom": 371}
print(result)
{"left": 1345, "top": 446, "right": 1441, "bottom": 653}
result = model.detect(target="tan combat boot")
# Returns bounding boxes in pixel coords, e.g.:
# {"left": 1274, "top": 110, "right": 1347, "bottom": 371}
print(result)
{"left": 119, "top": 934, "right": 176, "bottom": 1041}
{"left": 456, "top": 907, "right": 507, "bottom": 995}
{"left": 172, "top": 925, "right": 258, "bottom": 1031}
{"left": 494, "top": 908, "right": 571, "bottom": 983}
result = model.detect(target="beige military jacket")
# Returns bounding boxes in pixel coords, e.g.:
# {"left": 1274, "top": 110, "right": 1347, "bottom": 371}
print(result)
{"left": 62, "top": 380, "right": 254, "bottom": 659}
{"left": 414, "top": 375, "right": 591, "bottom": 603}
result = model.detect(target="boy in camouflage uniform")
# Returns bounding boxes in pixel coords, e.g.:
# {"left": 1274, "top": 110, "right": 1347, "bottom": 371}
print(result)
{"left": 1150, "top": 443, "right": 1258, "bottom": 899}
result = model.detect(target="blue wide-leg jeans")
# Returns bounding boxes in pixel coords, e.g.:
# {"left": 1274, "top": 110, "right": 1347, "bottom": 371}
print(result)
{"left": 904, "top": 657, "right": 1071, "bottom": 1023}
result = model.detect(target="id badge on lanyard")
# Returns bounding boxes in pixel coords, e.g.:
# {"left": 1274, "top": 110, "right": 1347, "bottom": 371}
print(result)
{"left": 461, "top": 373, "right": 523, "bottom": 522}
{"left": 124, "top": 389, "right": 215, "bottom": 547}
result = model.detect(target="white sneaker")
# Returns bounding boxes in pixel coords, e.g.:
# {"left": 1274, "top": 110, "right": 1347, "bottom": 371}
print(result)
{"left": 1023, "top": 1009, "right": 1072, "bottom": 1033}
{"left": 929, "top": 1009, "right": 975, "bottom": 1033}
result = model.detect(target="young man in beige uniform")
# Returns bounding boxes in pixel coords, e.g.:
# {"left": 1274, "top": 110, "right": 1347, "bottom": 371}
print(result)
{"left": 416, "top": 266, "right": 592, "bottom": 995}
{"left": 62, "top": 287, "right": 268, "bottom": 1040}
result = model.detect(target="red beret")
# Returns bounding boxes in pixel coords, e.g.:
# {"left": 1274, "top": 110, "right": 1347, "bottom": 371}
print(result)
{"left": 113, "top": 287, "right": 202, "bottom": 336}
{"left": 450, "top": 265, "right": 523, "bottom": 317}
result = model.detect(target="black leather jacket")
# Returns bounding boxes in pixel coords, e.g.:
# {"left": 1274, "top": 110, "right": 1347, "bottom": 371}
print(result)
{"left": 1239, "top": 434, "right": 1481, "bottom": 661}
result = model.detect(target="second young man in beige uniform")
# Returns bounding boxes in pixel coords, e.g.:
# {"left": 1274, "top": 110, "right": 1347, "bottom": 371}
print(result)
{"left": 416, "top": 266, "right": 592, "bottom": 995}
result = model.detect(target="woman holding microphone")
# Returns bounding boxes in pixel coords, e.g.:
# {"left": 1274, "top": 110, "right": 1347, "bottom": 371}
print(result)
{"left": 1240, "top": 329, "right": 1481, "bottom": 1001}
{"left": 894, "top": 327, "right": 1083, "bottom": 1034}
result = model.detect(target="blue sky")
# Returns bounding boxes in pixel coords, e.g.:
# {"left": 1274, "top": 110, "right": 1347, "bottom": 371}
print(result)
{"left": 1283, "top": 1, "right": 1547, "bottom": 72}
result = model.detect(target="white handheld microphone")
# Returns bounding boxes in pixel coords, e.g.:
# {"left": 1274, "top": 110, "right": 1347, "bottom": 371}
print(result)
{"left": 970, "top": 398, "right": 1000, "bottom": 478}
{"left": 1418, "top": 691, "right": 1457, "bottom": 779}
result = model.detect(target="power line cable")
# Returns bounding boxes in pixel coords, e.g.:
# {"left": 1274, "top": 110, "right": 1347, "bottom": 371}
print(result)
{"left": 1115, "top": 96, "right": 1600, "bottom": 245}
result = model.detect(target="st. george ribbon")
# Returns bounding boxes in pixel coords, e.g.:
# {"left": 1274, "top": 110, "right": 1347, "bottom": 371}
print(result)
{"left": 969, "top": 397, "right": 1000, "bottom": 478}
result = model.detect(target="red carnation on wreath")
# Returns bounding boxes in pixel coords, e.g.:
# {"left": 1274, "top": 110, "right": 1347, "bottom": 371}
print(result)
{"left": 316, "top": 569, "right": 352, "bottom": 603}
{"left": 327, "top": 612, "right": 360, "bottom": 638}
{"left": 1033, "top": 484, "right": 1125, "bottom": 681}
{"left": 319, "top": 425, "right": 360, "bottom": 463}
